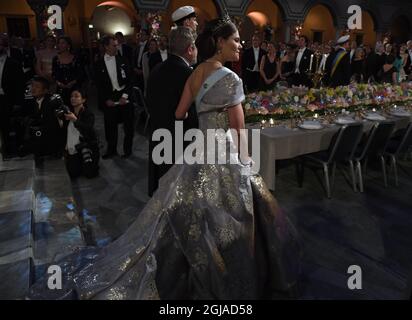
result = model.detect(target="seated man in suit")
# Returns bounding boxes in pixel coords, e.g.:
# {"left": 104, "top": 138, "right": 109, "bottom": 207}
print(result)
{"left": 21, "top": 76, "right": 65, "bottom": 158}
{"left": 146, "top": 27, "right": 198, "bottom": 197}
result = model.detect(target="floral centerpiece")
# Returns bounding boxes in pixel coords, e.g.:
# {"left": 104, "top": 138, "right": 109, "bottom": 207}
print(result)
{"left": 245, "top": 82, "right": 412, "bottom": 123}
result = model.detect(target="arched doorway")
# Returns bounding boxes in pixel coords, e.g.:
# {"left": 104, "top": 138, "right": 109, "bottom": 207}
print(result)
{"left": 243, "top": 0, "right": 284, "bottom": 42}
{"left": 90, "top": 1, "right": 138, "bottom": 39}
{"left": 391, "top": 15, "right": 411, "bottom": 44}
{"left": 165, "top": 0, "right": 219, "bottom": 33}
{"left": 302, "top": 4, "right": 336, "bottom": 44}
{"left": 352, "top": 11, "right": 377, "bottom": 46}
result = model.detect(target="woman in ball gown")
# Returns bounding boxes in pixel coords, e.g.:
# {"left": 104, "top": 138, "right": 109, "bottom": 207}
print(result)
{"left": 28, "top": 19, "right": 301, "bottom": 300}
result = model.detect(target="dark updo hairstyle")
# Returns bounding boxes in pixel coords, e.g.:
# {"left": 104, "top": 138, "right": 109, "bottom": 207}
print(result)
{"left": 57, "top": 36, "right": 73, "bottom": 53}
{"left": 195, "top": 18, "right": 237, "bottom": 62}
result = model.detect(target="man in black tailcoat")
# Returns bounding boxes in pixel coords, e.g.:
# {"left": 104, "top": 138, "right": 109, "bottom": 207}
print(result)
{"left": 146, "top": 27, "right": 198, "bottom": 197}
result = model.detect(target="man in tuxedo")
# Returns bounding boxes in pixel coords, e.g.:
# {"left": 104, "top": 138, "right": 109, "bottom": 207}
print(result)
{"left": 9, "top": 36, "right": 35, "bottom": 83}
{"left": 325, "top": 35, "right": 351, "bottom": 88}
{"left": 95, "top": 36, "right": 134, "bottom": 159}
{"left": 242, "top": 35, "right": 266, "bottom": 92}
{"left": 0, "top": 34, "right": 25, "bottom": 159}
{"left": 365, "top": 42, "right": 385, "bottom": 82}
{"left": 115, "top": 32, "right": 133, "bottom": 66}
{"left": 291, "top": 35, "right": 313, "bottom": 87}
{"left": 172, "top": 6, "right": 198, "bottom": 32}
{"left": 146, "top": 27, "right": 198, "bottom": 197}
{"left": 22, "top": 76, "right": 64, "bottom": 158}
{"left": 149, "top": 35, "right": 169, "bottom": 72}
{"left": 133, "top": 29, "right": 149, "bottom": 91}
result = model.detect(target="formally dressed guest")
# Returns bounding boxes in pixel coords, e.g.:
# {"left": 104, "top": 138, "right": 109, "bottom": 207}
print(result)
{"left": 380, "top": 54, "right": 397, "bottom": 84}
{"left": 115, "top": 32, "right": 133, "bottom": 66}
{"left": 384, "top": 43, "right": 393, "bottom": 58}
{"left": 18, "top": 38, "right": 36, "bottom": 83}
{"left": 325, "top": 35, "right": 351, "bottom": 88}
{"left": 22, "top": 76, "right": 64, "bottom": 158}
{"left": 259, "top": 42, "right": 280, "bottom": 90}
{"left": 399, "top": 43, "right": 409, "bottom": 82}
{"left": 149, "top": 35, "right": 169, "bottom": 71}
{"left": 351, "top": 48, "right": 366, "bottom": 83}
{"left": 405, "top": 40, "right": 412, "bottom": 78}
{"left": 146, "top": 27, "right": 198, "bottom": 197}
{"left": 133, "top": 29, "right": 149, "bottom": 91}
{"left": 280, "top": 45, "right": 296, "bottom": 86}
{"left": 278, "top": 42, "right": 287, "bottom": 59}
{"left": 241, "top": 35, "right": 266, "bottom": 92}
{"left": 349, "top": 41, "right": 357, "bottom": 64}
{"left": 52, "top": 36, "right": 84, "bottom": 106}
{"left": 63, "top": 89, "right": 99, "bottom": 179}
{"left": 318, "top": 44, "right": 332, "bottom": 73}
{"left": 260, "top": 41, "right": 268, "bottom": 52}
{"left": 291, "top": 36, "right": 313, "bottom": 87}
{"left": 171, "top": 6, "right": 198, "bottom": 32}
{"left": 95, "top": 36, "right": 134, "bottom": 159}
{"left": 35, "top": 35, "right": 57, "bottom": 83}
{"left": 0, "top": 35, "right": 25, "bottom": 159}
{"left": 142, "top": 39, "right": 159, "bottom": 95}
{"left": 365, "top": 42, "right": 385, "bottom": 82}
{"left": 392, "top": 45, "right": 404, "bottom": 83}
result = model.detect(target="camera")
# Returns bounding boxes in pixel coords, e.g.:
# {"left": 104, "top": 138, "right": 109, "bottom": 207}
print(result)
{"left": 50, "top": 94, "right": 71, "bottom": 120}
{"left": 75, "top": 142, "right": 93, "bottom": 164}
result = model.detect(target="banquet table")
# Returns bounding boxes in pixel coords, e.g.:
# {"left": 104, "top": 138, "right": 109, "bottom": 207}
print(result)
{"left": 247, "top": 116, "right": 411, "bottom": 191}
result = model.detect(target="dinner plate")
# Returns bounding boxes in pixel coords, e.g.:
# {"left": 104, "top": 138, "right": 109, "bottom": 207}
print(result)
{"left": 389, "top": 110, "right": 411, "bottom": 117}
{"left": 334, "top": 117, "right": 357, "bottom": 125}
{"left": 298, "top": 121, "right": 324, "bottom": 130}
{"left": 364, "top": 113, "right": 386, "bottom": 121}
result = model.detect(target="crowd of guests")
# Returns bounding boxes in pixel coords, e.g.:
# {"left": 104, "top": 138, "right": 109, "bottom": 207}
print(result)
{"left": 238, "top": 34, "right": 412, "bottom": 92}
{"left": 1, "top": 20, "right": 412, "bottom": 181}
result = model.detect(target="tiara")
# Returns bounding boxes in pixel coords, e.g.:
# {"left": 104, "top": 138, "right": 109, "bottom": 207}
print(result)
{"left": 211, "top": 9, "right": 233, "bottom": 34}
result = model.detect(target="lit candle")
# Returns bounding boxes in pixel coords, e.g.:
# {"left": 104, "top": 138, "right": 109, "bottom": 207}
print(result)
{"left": 309, "top": 54, "right": 313, "bottom": 72}
{"left": 372, "top": 108, "right": 376, "bottom": 112}
{"left": 322, "top": 54, "right": 327, "bottom": 71}
{"left": 269, "top": 118, "right": 275, "bottom": 126}
{"left": 314, "top": 113, "right": 319, "bottom": 119}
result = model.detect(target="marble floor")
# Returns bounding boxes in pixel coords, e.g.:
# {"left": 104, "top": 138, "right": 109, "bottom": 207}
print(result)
{"left": 1, "top": 85, "right": 411, "bottom": 299}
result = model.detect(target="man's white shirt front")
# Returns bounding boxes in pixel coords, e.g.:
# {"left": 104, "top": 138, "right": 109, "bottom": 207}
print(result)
{"left": 295, "top": 47, "right": 306, "bottom": 73}
{"left": 253, "top": 47, "right": 259, "bottom": 71}
{"left": 104, "top": 54, "right": 125, "bottom": 91}
{"left": 0, "top": 54, "right": 7, "bottom": 95}
{"left": 160, "top": 49, "right": 168, "bottom": 62}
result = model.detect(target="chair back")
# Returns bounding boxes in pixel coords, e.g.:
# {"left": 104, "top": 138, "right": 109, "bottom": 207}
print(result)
{"left": 394, "top": 123, "right": 412, "bottom": 156}
{"left": 327, "top": 123, "right": 364, "bottom": 163}
{"left": 358, "top": 121, "right": 395, "bottom": 160}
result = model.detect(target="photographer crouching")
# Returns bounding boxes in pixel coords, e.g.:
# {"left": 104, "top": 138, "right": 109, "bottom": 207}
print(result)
{"left": 63, "top": 89, "right": 99, "bottom": 179}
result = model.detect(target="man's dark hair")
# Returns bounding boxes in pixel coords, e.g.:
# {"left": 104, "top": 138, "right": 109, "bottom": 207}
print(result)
{"left": 32, "top": 76, "right": 50, "bottom": 90}
{"left": 101, "top": 35, "right": 116, "bottom": 47}
{"left": 115, "top": 32, "right": 124, "bottom": 38}
{"left": 175, "top": 12, "right": 197, "bottom": 26}
{"left": 300, "top": 35, "right": 309, "bottom": 45}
